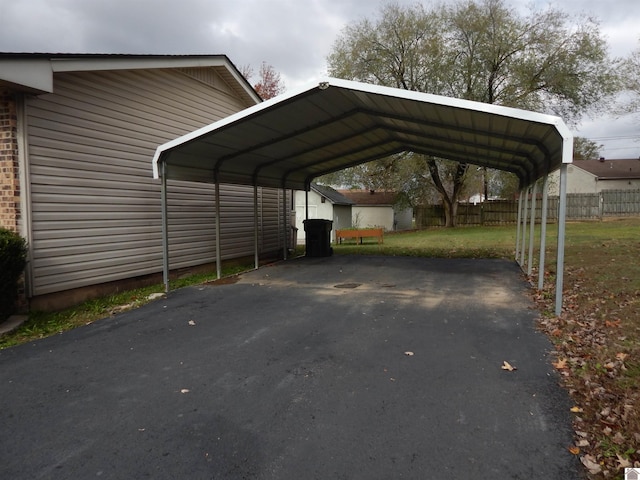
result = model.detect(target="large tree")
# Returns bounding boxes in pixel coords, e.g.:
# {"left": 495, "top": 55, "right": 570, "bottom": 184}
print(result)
{"left": 573, "top": 136, "right": 602, "bottom": 160}
{"left": 240, "top": 61, "right": 285, "bottom": 100}
{"left": 325, "top": 0, "right": 618, "bottom": 226}
{"left": 618, "top": 38, "right": 640, "bottom": 119}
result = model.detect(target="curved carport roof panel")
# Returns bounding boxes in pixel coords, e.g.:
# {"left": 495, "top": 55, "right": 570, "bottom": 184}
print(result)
{"left": 152, "top": 78, "right": 572, "bottom": 190}
{"left": 152, "top": 78, "right": 572, "bottom": 316}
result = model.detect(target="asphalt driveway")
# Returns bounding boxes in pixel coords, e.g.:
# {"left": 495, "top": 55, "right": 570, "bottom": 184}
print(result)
{"left": 0, "top": 256, "right": 582, "bottom": 479}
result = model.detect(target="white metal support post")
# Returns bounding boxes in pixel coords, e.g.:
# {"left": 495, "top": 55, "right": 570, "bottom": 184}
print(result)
{"left": 515, "top": 190, "right": 523, "bottom": 261}
{"left": 215, "top": 175, "right": 222, "bottom": 280}
{"left": 160, "top": 160, "right": 170, "bottom": 293}
{"left": 555, "top": 163, "right": 569, "bottom": 316}
{"left": 527, "top": 181, "right": 537, "bottom": 276}
{"left": 305, "top": 188, "right": 309, "bottom": 254}
{"left": 538, "top": 176, "right": 549, "bottom": 290}
{"left": 282, "top": 185, "right": 288, "bottom": 260}
{"left": 520, "top": 187, "right": 529, "bottom": 267}
{"left": 253, "top": 184, "right": 259, "bottom": 270}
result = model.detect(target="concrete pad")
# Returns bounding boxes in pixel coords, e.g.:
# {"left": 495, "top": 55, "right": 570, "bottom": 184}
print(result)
{"left": 0, "top": 256, "right": 581, "bottom": 479}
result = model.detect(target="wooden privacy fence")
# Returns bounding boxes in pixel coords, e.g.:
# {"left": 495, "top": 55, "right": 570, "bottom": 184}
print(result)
{"left": 415, "top": 189, "right": 640, "bottom": 227}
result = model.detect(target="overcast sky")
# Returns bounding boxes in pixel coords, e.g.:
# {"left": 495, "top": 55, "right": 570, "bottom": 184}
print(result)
{"left": 1, "top": 0, "right": 639, "bottom": 158}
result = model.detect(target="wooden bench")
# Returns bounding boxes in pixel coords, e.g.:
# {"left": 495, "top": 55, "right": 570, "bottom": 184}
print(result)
{"left": 335, "top": 228, "right": 384, "bottom": 245}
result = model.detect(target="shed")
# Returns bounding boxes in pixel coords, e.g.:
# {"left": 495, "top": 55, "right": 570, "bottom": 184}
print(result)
{"left": 338, "top": 189, "right": 413, "bottom": 231}
{"left": 153, "top": 78, "right": 573, "bottom": 315}
{"left": 0, "top": 53, "right": 291, "bottom": 310}
{"left": 294, "top": 184, "right": 353, "bottom": 243}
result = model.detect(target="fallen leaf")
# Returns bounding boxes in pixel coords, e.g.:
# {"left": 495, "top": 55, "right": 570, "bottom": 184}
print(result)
{"left": 605, "top": 319, "right": 621, "bottom": 328}
{"left": 616, "top": 352, "right": 628, "bottom": 361}
{"left": 612, "top": 432, "right": 625, "bottom": 445}
{"left": 580, "top": 455, "right": 602, "bottom": 475}
{"left": 501, "top": 361, "right": 517, "bottom": 371}
{"left": 404, "top": 351, "right": 414, "bottom": 356}
{"left": 553, "top": 358, "right": 569, "bottom": 369}
{"left": 188, "top": 320, "right": 196, "bottom": 326}
{"left": 616, "top": 454, "right": 631, "bottom": 469}
{"left": 180, "top": 388, "right": 190, "bottom": 394}
{"left": 568, "top": 446, "right": 580, "bottom": 455}
{"left": 570, "top": 406, "right": 584, "bottom": 413}
{"left": 577, "top": 439, "right": 590, "bottom": 447}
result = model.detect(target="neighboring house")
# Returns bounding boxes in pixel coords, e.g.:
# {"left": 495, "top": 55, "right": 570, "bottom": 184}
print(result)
{"left": 338, "top": 190, "right": 413, "bottom": 231}
{"left": 549, "top": 158, "right": 640, "bottom": 194}
{"left": 294, "top": 184, "right": 353, "bottom": 243}
{"left": 0, "top": 53, "right": 291, "bottom": 310}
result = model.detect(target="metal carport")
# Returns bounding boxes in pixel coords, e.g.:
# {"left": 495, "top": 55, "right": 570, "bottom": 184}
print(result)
{"left": 152, "top": 78, "right": 572, "bottom": 315}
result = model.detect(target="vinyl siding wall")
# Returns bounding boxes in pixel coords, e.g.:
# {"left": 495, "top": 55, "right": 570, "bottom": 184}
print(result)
{"left": 25, "top": 68, "right": 286, "bottom": 296}
{"left": 352, "top": 206, "right": 394, "bottom": 231}
{"left": 548, "top": 167, "right": 640, "bottom": 195}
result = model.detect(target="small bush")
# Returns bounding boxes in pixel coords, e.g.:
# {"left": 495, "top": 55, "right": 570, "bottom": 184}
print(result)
{"left": 0, "top": 228, "right": 28, "bottom": 322}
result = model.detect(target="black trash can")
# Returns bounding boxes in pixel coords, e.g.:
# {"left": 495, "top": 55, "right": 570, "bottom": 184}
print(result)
{"left": 303, "top": 219, "right": 333, "bottom": 257}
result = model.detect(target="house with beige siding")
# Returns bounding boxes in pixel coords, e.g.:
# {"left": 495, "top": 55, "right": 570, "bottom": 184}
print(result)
{"left": 548, "top": 158, "right": 640, "bottom": 194}
{"left": 0, "top": 53, "right": 291, "bottom": 310}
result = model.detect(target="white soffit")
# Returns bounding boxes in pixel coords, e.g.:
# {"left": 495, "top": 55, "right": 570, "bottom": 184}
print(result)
{"left": 0, "top": 54, "right": 260, "bottom": 105}
{"left": 153, "top": 77, "right": 573, "bottom": 190}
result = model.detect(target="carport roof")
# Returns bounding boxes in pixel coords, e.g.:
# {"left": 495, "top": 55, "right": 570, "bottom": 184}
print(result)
{"left": 152, "top": 77, "right": 572, "bottom": 191}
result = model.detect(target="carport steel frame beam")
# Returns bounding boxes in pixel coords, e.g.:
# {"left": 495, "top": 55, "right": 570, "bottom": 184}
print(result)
{"left": 153, "top": 78, "right": 572, "bottom": 316}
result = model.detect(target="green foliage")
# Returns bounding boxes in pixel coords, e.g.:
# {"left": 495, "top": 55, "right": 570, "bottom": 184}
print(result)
{"left": 616, "top": 38, "right": 640, "bottom": 117}
{"left": 0, "top": 228, "right": 28, "bottom": 322}
{"left": 330, "top": 0, "right": 617, "bottom": 115}
{"left": 573, "top": 136, "right": 603, "bottom": 160}
{"left": 326, "top": 0, "right": 619, "bottom": 223}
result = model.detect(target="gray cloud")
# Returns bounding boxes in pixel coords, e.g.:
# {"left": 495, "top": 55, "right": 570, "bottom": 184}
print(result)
{"left": 1, "top": 0, "right": 638, "bottom": 157}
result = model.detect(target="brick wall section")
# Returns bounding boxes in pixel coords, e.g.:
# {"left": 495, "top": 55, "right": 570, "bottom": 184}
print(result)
{"left": 0, "top": 89, "right": 20, "bottom": 232}
{"left": 0, "top": 89, "right": 28, "bottom": 313}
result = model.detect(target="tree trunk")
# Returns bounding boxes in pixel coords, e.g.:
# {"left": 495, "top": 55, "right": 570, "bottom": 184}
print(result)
{"left": 426, "top": 157, "right": 468, "bottom": 227}
{"left": 442, "top": 198, "right": 460, "bottom": 227}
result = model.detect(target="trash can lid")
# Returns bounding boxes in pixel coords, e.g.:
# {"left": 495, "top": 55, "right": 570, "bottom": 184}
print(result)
{"left": 303, "top": 219, "right": 333, "bottom": 224}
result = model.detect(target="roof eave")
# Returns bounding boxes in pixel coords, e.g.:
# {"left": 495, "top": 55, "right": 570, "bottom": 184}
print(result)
{"left": 597, "top": 176, "right": 640, "bottom": 181}
{"left": 0, "top": 53, "right": 261, "bottom": 105}
{"left": 153, "top": 77, "right": 573, "bottom": 190}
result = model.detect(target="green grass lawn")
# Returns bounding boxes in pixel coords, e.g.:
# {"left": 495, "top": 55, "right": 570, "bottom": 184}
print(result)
{"left": 334, "top": 224, "right": 518, "bottom": 258}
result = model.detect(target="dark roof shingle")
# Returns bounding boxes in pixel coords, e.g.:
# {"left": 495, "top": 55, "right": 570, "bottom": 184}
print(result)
{"left": 311, "top": 184, "right": 354, "bottom": 205}
{"left": 338, "top": 190, "right": 397, "bottom": 206}
{"left": 575, "top": 159, "right": 640, "bottom": 180}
